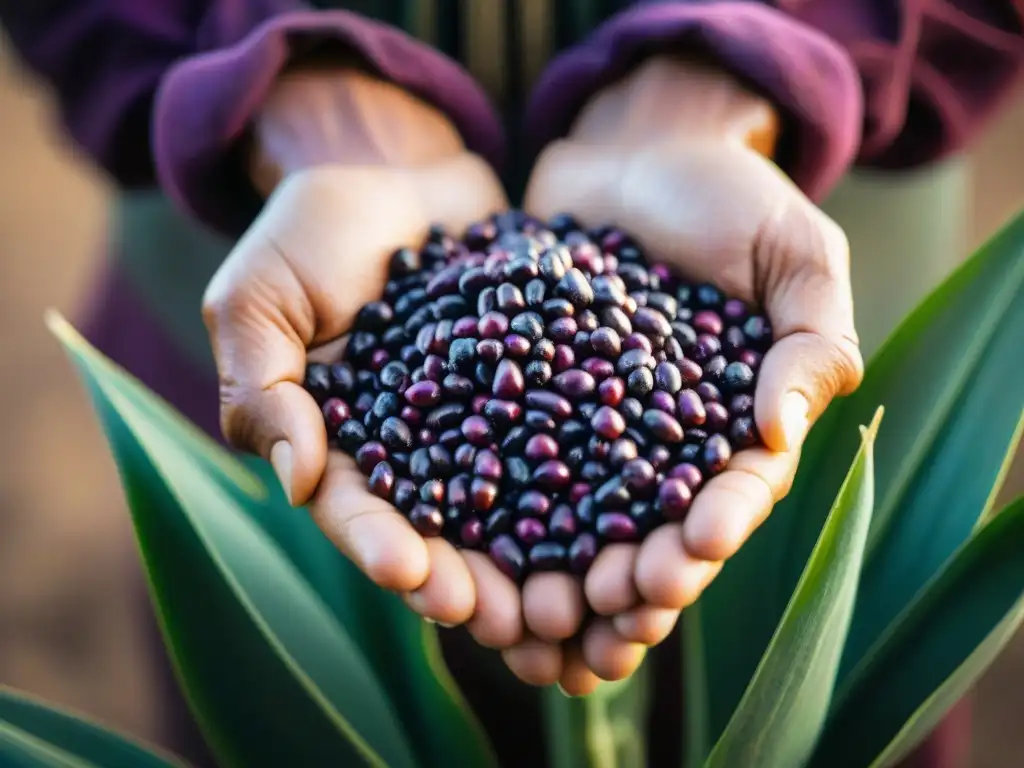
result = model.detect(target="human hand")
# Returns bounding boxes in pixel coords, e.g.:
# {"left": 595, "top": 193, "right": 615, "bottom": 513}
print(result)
{"left": 519, "top": 56, "right": 864, "bottom": 693}
{"left": 202, "top": 64, "right": 553, "bottom": 665}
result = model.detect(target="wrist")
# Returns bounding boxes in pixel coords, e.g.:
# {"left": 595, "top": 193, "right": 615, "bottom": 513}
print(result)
{"left": 249, "top": 65, "right": 465, "bottom": 197}
{"left": 567, "top": 55, "right": 779, "bottom": 157}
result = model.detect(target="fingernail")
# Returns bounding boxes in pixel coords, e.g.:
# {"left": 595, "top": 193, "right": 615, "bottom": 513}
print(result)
{"left": 613, "top": 613, "right": 636, "bottom": 638}
{"left": 555, "top": 684, "right": 571, "bottom": 697}
{"left": 270, "top": 441, "right": 294, "bottom": 505}
{"left": 423, "top": 617, "right": 437, "bottom": 625}
{"left": 781, "top": 392, "right": 809, "bottom": 451}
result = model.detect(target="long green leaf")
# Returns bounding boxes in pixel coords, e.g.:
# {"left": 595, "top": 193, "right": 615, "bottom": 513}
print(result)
{"left": 0, "top": 722, "right": 97, "bottom": 768}
{"left": 693, "top": 209, "right": 1024, "bottom": 742}
{"left": 543, "top": 662, "right": 652, "bottom": 768}
{"left": 0, "top": 687, "right": 181, "bottom": 768}
{"left": 50, "top": 313, "right": 497, "bottom": 768}
{"left": 49, "top": 313, "right": 419, "bottom": 768}
{"left": 705, "top": 410, "right": 880, "bottom": 768}
{"left": 811, "top": 496, "right": 1024, "bottom": 768}
{"left": 681, "top": 603, "right": 710, "bottom": 768}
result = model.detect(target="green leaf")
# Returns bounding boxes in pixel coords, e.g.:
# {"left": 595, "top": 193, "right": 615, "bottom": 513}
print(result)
{"left": 227, "top": 458, "right": 498, "bottom": 768}
{"left": 811, "top": 496, "right": 1024, "bottom": 768}
{"left": 0, "top": 686, "right": 181, "bottom": 768}
{"left": 704, "top": 410, "right": 880, "bottom": 768}
{"left": 694, "top": 209, "right": 1024, "bottom": 742}
{"left": 48, "top": 312, "right": 419, "bottom": 768}
{"left": 543, "top": 662, "right": 652, "bottom": 768}
{"left": 681, "top": 603, "right": 710, "bottom": 768}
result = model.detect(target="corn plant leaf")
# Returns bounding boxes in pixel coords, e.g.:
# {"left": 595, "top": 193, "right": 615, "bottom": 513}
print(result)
{"left": 693, "top": 209, "right": 1024, "bottom": 743}
{"left": 227, "top": 458, "right": 499, "bottom": 768}
{"left": 704, "top": 411, "right": 880, "bottom": 768}
{"left": 49, "top": 313, "right": 420, "bottom": 768}
{"left": 810, "top": 496, "right": 1024, "bottom": 768}
{"left": 0, "top": 687, "right": 181, "bottom": 768}
{"left": 543, "top": 661, "right": 652, "bottom": 768}
{"left": 49, "top": 314, "right": 498, "bottom": 768}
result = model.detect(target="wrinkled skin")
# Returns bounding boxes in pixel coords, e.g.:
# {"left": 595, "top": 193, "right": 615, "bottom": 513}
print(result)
{"left": 202, "top": 56, "right": 863, "bottom": 694}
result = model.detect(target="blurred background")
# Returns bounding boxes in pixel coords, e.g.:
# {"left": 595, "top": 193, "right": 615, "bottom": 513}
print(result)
{"left": 0, "top": 29, "right": 1021, "bottom": 768}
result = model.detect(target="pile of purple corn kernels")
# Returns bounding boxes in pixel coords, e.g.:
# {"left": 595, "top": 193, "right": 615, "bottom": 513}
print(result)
{"left": 304, "top": 211, "right": 772, "bottom": 583}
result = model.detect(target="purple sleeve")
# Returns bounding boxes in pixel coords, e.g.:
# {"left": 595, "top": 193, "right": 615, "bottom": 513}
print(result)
{"left": 526, "top": 0, "right": 1023, "bottom": 204}
{"left": 0, "top": 1, "right": 503, "bottom": 236}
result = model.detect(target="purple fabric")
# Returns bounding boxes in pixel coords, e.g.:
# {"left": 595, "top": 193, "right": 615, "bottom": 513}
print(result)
{"left": 525, "top": 1, "right": 863, "bottom": 203}
{"left": 154, "top": 8, "right": 505, "bottom": 237}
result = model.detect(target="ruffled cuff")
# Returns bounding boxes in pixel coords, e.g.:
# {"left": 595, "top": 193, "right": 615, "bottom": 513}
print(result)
{"left": 525, "top": 1, "right": 863, "bottom": 202}
{"left": 154, "top": 9, "right": 504, "bottom": 236}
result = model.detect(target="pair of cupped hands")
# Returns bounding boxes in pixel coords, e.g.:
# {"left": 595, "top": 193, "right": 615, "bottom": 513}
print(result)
{"left": 204, "top": 53, "right": 863, "bottom": 695}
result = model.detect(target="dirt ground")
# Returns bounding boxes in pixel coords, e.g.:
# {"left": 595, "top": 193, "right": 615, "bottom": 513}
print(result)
{"left": 0, "top": 40, "right": 1021, "bottom": 767}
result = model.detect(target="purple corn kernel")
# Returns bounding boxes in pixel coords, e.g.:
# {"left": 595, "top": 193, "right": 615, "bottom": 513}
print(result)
{"left": 657, "top": 478, "right": 693, "bottom": 521}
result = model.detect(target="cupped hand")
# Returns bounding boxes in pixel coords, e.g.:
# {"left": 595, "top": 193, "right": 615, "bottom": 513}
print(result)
{"left": 519, "top": 56, "right": 864, "bottom": 693}
{"left": 202, "top": 66, "right": 549, "bottom": 676}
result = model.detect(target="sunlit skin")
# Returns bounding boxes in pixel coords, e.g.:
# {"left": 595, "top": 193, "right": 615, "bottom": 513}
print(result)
{"left": 203, "top": 55, "right": 863, "bottom": 693}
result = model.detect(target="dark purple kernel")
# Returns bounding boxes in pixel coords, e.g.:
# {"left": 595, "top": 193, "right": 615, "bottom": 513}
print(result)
{"left": 379, "top": 418, "right": 413, "bottom": 450}
{"left": 481, "top": 399, "right": 521, "bottom": 427}
{"left": 590, "top": 406, "right": 627, "bottom": 440}
{"left": 426, "top": 402, "right": 466, "bottom": 430}
{"left": 420, "top": 479, "right": 445, "bottom": 504}
{"left": 461, "top": 519, "right": 485, "bottom": 548}
{"left": 501, "top": 426, "right": 530, "bottom": 453}
{"left": 623, "top": 333, "right": 654, "bottom": 354}
{"left": 534, "top": 460, "right": 572, "bottom": 490}
{"left": 549, "top": 317, "right": 579, "bottom": 343}
{"left": 410, "top": 504, "right": 444, "bottom": 536}
{"left": 677, "top": 389, "right": 707, "bottom": 426}
{"left": 489, "top": 535, "right": 525, "bottom": 581}
{"left": 389, "top": 247, "right": 420, "bottom": 277}
{"left": 409, "top": 448, "right": 433, "bottom": 481}
{"left": 642, "top": 409, "right": 684, "bottom": 444}
{"left": 621, "top": 398, "right": 644, "bottom": 423}
{"left": 667, "top": 463, "right": 703, "bottom": 491}
{"left": 442, "top": 374, "right": 475, "bottom": 398}
{"left": 485, "top": 508, "right": 513, "bottom": 537}
{"left": 511, "top": 311, "right": 545, "bottom": 341}
{"left": 447, "top": 475, "right": 471, "bottom": 510}
{"left": 474, "top": 362, "right": 495, "bottom": 389}
{"left": 337, "top": 419, "right": 368, "bottom": 453}
{"left": 739, "top": 349, "right": 763, "bottom": 368}
{"left": 730, "top": 416, "right": 759, "bottom": 449}
{"left": 478, "top": 311, "right": 509, "bottom": 338}
{"left": 458, "top": 266, "right": 492, "bottom": 296}
{"left": 617, "top": 348, "right": 655, "bottom": 376}
{"left": 524, "top": 279, "right": 547, "bottom": 307}
{"left": 552, "top": 369, "right": 597, "bottom": 397}
{"left": 595, "top": 476, "right": 631, "bottom": 508}
{"left": 730, "top": 393, "right": 755, "bottom": 416}
{"left": 518, "top": 490, "right": 552, "bottom": 517}
{"left": 524, "top": 360, "right": 553, "bottom": 387}
{"left": 743, "top": 316, "right": 772, "bottom": 348}
{"left": 723, "top": 361, "right": 755, "bottom": 392}
{"left": 492, "top": 358, "right": 526, "bottom": 399}
{"left": 580, "top": 357, "right": 615, "bottom": 381}
{"left": 528, "top": 542, "right": 567, "bottom": 571}
{"left": 505, "top": 457, "right": 532, "bottom": 488}
{"left": 474, "top": 449, "right": 503, "bottom": 480}
{"left": 525, "top": 434, "right": 560, "bottom": 461}
{"left": 684, "top": 429, "right": 709, "bottom": 445}
{"left": 405, "top": 380, "right": 442, "bottom": 407}
{"left": 552, "top": 345, "right": 576, "bottom": 372}
{"left": 476, "top": 338, "right": 504, "bottom": 364}
{"left": 621, "top": 458, "right": 657, "bottom": 491}
{"left": 461, "top": 415, "right": 494, "bottom": 446}
{"left": 568, "top": 533, "right": 598, "bottom": 575}
{"left": 599, "top": 377, "right": 625, "bottom": 406}
{"left": 392, "top": 479, "right": 417, "bottom": 512}
{"left": 696, "top": 382, "right": 722, "bottom": 403}
{"left": 515, "top": 518, "right": 547, "bottom": 546}
{"left": 627, "top": 367, "right": 655, "bottom": 396}
{"left": 693, "top": 334, "right": 723, "bottom": 363}
{"left": 322, "top": 398, "right": 351, "bottom": 432}
{"left": 648, "top": 445, "right": 672, "bottom": 471}
{"left": 596, "top": 512, "right": 638, "bottom": 542}
{"left": 705, "top": 402, "right": 731, "bottom": 432}
{"left": 693, "top": 310, "right": 724, "bottom": 336}
{"left": 590, "top": 327, "right": 622, "bottom": 357}
{"left": 504, "top": 334, "right": 532, "bottom": 357}
{"left": 471, "top": 477, "right": 499, "bottom": 512}
{"left": 679, "top": 443, "right": 701, "bottom": 463}
{"left": 649, "top": 390, "right": 677, "bottom": 415}
{"left": 556, "top": 268, "right": 595, "bottom": 307}
{"left": 496, "top": 283, "right": 526, "bottom": 312}
{"left": 525, "top": 390, "right": 573, "bottom": 419}
{"left": 657, "top": 478, "right": 693, "bottom": 521}
{"left": 368, "top": 461, "right": 395, "bottom": 499}
{"left": 704, "top": 434, "right": 733, "bottom": 475}
{"left": 633, "top": 307, "right": 673, "bottom": 337}
{"left": 548, "top": 505, "right": 577, "bottom": 541}
{"left": 608, "top": 438, "right": 639, "bottom": 467}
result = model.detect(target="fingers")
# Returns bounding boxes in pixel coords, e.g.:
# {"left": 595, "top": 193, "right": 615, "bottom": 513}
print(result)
{"left": 310, "top": 452, "right": 430, "bottom": 592}
{"left": 585, "top": 545, "right": 640, "bottom": 616}
{"left": 582, "top": 620, "right": 647, "bottom": 681}
{"left": 403, "top": 538, "right": 477, "bottom": 626}
{"left": 522, "top": 573, "right": 586, "bottom": 642}
{"left": 756, "top": 204, "right": 864, "bottom": 452}
{"left": 613, "top": 606, "right": 681, "bottom": 646}
{"left": 502, "top": 637, "right": 564, "bottom": 687}
{"left": 635, "top": 526, "right": 723, "bottom": 609}
{"left": 559, "top": 643, "right": 603, "bottom": 696}
{"left": 463, "top": 552, "right": 524, "bottom": 649}
{"left": 682, "top": 447, "right": 799, "bottom": 562}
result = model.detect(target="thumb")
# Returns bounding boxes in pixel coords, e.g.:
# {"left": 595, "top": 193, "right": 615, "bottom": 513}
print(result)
{"left": 754, "top": 203, "right": 865, "bottom": 453}
{"left": 203, "top": 240, "right": 328, "bottom": 506}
